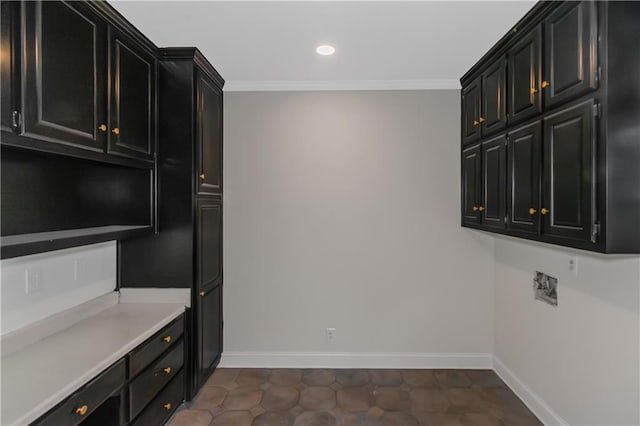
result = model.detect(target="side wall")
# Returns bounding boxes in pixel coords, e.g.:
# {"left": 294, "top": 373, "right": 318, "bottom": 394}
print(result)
{"left": 493, "top": 237, "right": 640, "bottom": 425}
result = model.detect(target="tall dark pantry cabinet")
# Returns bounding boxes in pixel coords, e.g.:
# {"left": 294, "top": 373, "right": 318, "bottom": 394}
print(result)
{"left": 119, "top": 48, "right": 224, "bottom": 399}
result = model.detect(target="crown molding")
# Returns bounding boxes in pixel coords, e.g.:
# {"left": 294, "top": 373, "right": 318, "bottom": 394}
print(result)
{"left": 223, "top": 79, "right": 460, "bottom": 92}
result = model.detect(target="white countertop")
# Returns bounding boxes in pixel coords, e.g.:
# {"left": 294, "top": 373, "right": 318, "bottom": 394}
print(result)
{"left": 1, "top": 298, "right": 185, "bottom": 425}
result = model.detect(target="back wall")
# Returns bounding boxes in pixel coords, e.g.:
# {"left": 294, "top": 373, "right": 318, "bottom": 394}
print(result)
{"left": 222, "top": 90, "right": 495, "bottom": 367}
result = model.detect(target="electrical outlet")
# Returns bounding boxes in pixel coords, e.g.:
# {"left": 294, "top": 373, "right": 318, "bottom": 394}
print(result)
{"left": 568, "top": 256, "right": 578, "bottom": 275}
{"left": 25, "top": 268, "right": 44, "bottom": 295}
{"left": 326, "top": 328, "right": 336, "bottom": 342}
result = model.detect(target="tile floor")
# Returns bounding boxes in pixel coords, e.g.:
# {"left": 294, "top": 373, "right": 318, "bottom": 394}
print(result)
{"left": 169, "top": 368, "right": 542, "bottom": 426}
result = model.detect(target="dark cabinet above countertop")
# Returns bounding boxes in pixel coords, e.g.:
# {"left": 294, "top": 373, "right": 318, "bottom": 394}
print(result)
{"left": 460, "top": 1, "right": 640, "bottom": 254}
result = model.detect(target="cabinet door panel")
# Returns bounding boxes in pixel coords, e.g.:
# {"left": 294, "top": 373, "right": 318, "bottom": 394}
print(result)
{"left": 461, "top": 76, "right": 481, "bottom": 145}
{"left": 1, "top": 1, "right": 18, "bottom": 132}
{"left": 196, "top": 73, "right": 222, "bottom": 195}
{"left": 197, "top": 199, "right": 222, "bottom": 291}
{"left": 461, "top": 145, "right": 482, "bottom": 225}
{"left": 108, "top": 31, "right": 155, "bottom": 161}
{"left": 197, "top": 283, "right": 222, "bottom": 388}
{"left": 481, "top": 58, "right": 507, "bottom": 136}
{"left": 481, "top": 135, "right": 506, "bottom": 229}
{"left": 509, "top": 26, "right": 542, "bottom": 124}
{"left": 21, "top": 1, "right": 106, "bottom": 150}
{"left": 543, "top": 1, "right": 597, "bottom": 108}
{"left": 507, "top": 121, "right": 541, "bottom": 233}
{"left": 542, "top": 100, "right": 595, "bottom": 242}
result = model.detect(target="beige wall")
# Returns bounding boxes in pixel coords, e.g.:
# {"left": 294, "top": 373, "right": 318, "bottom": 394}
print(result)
{"left": 222, "top": 90, "right": 495, "bottom": 366}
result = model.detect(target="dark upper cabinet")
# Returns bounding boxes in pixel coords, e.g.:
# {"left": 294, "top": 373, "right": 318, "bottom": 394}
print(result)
{"left": 507, "top": 121, "right": 541, "bottom": 234}
{"left": 107, "top": 29, "right": 156, "bottom": 161}
{"left": 197, "top": 199, "right": 222, "bottom": 292}
{"left": 461, "top": 76, "right": 481, "bottom": 145}
{"left": 542, "top": 100, "right": 594, "bottom": 243}
{"left": 481, "top": 135, "right": 506, "bottom": 230}
{"left": 21, "top": 1, "right": 107, "bottom": 151}
{"left": 461, "top": 144, "right": 482, "bottom": 225}
{"left": 196, "top": 72, "right": 223, "bottom": 195}
{"left": 197, "top": 283, "right": 222, "bottom": 389}
{"left": 481, "top": 58, "right": 507, "bottom": 136}
{"left": 543, "top": 1, "right": 598, "bottom": 108}
{"left": 508, "top": 25, "right": 542, "bottom": 124}
{"left": 1, "top": 1, "right": 18, "bottom": 132}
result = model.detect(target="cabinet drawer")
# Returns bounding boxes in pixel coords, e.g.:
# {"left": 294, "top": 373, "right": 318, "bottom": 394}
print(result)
{"left": 33, "top": 359, "right": 125, "bottom": 426}
{"left": 129, "top": 315, "right": 184, "bottom": 378}
{"left": 129, "top": 340, "right": 184, "bottom": 419}
{"left": 132, "top": 370, "right": 184, "bottom": 426}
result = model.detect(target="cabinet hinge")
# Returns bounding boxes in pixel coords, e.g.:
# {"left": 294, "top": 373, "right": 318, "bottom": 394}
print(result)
{"left": 591, "top": 222, "right": 601, "bottom": 243}
{"left": 595, "top": 66, "right": 602, "bottom": 83}
{"left": 592, "top": 103, "right": 601, "bottom": 119}
{"left": 11, "top": 110, "right": 21, "bottom": 128}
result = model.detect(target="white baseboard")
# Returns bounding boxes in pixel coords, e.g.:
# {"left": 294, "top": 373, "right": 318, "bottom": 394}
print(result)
{"left": 493, "top": 356, "right": 568, "bottom": 426}
{"left": 219, "top": 351, "right": 492, "bottom": 369}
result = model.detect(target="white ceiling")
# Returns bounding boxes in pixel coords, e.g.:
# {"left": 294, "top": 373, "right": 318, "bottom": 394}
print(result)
{"left": 111, "top": 1, "right": 536, "bottom": 91}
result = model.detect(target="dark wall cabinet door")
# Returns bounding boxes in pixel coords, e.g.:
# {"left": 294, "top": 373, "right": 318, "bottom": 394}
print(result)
{"left": 543, "top": 1, "right": 598, "bottom": 108}
{"left": 481, "top": 135, "right": 506, "bottom": 229}
{"left": 507, "top": 121, "right": 541, "bottom": 233}
{"left": 481, "top": 58, "right": 507, "bottom": 136}
{"left": 197, "top": 283, "right": 222, "bottom": 388}
{"left": 108, "top": 30, "right": 156, "bottom": 161}
{"left": 461, "top": 76, "right": 482, "bottom": 145}
{"left": 1, "top": 1, "right": 18, "bottom": 132}
{"left": 542, "top": 100, "right": 595, "bottom": 242}
{"left": 197, "top": 199, "right": 222, "bottom": 292}
{"left": 196, "top": 73, "right": 223, "bottom": 195}
{"left": 21, "top": 1, "right": 107, "bottom": 151}
{"left": 509, "top": 26, "right": 542, "bottom": 124}
{"left": 461, "top": 145, "right": 482, "bottom": 225}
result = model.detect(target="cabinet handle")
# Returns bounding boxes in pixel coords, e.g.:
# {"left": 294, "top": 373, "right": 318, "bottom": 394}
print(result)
{"left": 200, "top": 291, "right": 206, "bottom": 297}
{"left": 541, "top": 208, "right": 549, "bottom": 215}
{"left": 163, "top": 367, "right": 172, "bottom": 375}
{"left": 473, "top": 120, "right": 479, "bottom": 126}
{"left": 478, "top": 117, "right": 485, "bottom": 123}
{"left": 111, "top": 127, "right": 120, "bottom": 135}
{"left": 530, "top": 87, "right": 538, "bottom": 94}
{"left": 541, "top": 81, "right": 550, "bottom": 89}
{"left": 529, "top": 208, "right": 537, "bottom": 215}
{"left": 478, "top": 206, "right": 485, "bottom": 212}
{"left": 163, "top": 403, "right": 172, "bottom": 410}
{"left": 75, "top": 405, "right": 89, "bottom": 416}
{"left": 163, "top": 335, "right": 172, "bottom": 343}
{"left": 472, "top": 206, "right": 479, "bottom": 212}
{"left": 199, "top": 173, "right": 206, "bottom": 180}
{"left": 98, "top": 124, "right": 107, "bottom": 132}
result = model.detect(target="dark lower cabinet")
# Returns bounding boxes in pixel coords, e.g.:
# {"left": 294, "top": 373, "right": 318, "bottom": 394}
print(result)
{"left": 21, "top": 0, "right": 107, "bottom": 151}
{"left": 461, "top": 145, "right": 481, "bottom": 225}
{"left": 508, "top": 25, "right": 542, "bottom": 124}
{"left": 107, "top": 29, "right": 156, "bottom": 161}
{"left": 507, "top": 121, "right": 541, "bottom": 234}
{"left": 481, "top": 135, "right": 506, "bottom": 230}
{"left": 481, "top": 58, "right": 507, "bottom": 136}
{"left": 542, "top": 100, "right": 595, "bottom": 242}
{"left": 461, "top": 76, "right": 482, "bottom": 145}
{"left": 197, "top": 283, "right": 222, "bottom": 388}
{"left": 543, "top": 1, "right": 598, "bottom": 108}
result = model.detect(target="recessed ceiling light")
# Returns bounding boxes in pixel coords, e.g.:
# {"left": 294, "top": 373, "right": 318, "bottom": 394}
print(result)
{"left": 316, "top": 45, "right": 335, "bottom": 56}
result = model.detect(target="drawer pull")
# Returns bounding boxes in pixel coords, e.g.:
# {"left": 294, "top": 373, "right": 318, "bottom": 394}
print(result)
{"left": 478, "top": 206, "right": 485, "bottom": 212}
{"left": 163, "top": 403, "right": 172, "bottom": 410}
{"left": 98, "top": 124, "right": 107, "bottom": 132}
{"left": 541, "top": 80, "right": 550, "bottom": 89}
{"left": 472, "top": 206, "right": 479, "bottom": 212}
{"left": 529, "top": 207, "right": 537, "bottom": 215}
{"left": 75, "top": 405, "right": 89, "bottom": 416}
{"left": 112, "top": 127, "right": 120, "bottom": 135}
{"left": 200, "top": 291, "right": 205, "bottom": 297}
{"left": 199, "top": 173, "right": 206, "bottom": 180}
{"left": 163, "top": 335, "right": 172, "bottom": 343}
{"left": 163, "top": 367, "right": 172, "bottom": 375}
{"left": 541, "top": 207, "right": 549, "bottom": 215}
